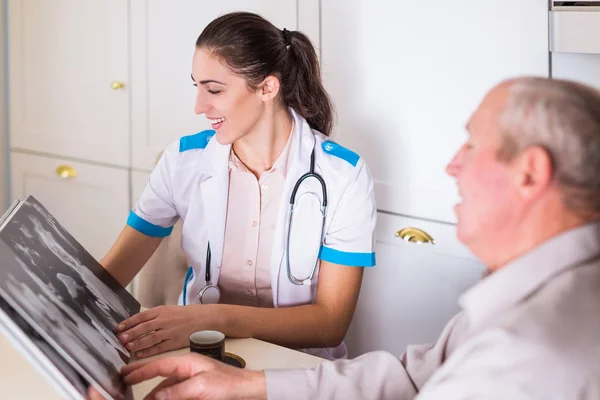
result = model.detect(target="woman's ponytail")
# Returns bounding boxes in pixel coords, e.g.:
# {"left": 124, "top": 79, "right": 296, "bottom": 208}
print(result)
{"left": 280, "top": 30, "right": 334, "bottom": 136}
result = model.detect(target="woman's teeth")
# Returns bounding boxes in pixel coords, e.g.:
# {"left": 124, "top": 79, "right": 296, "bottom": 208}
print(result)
{"left": 209, "top": 117, "right": 225, "bottom": 124}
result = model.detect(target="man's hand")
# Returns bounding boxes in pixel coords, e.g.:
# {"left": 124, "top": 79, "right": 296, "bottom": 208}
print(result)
{"left": 122, "top": 353, "right": 267, "bottom": 400}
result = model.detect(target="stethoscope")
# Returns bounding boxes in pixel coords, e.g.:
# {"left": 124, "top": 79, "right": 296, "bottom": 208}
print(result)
{"left": 197, "top": 242, "right": 220, "bottom": 304}
{"left": 192, "top": 145, "right": 328, "bottom": 304}
{"left": 285, "top": 147, "right": 327, "bottom": 285}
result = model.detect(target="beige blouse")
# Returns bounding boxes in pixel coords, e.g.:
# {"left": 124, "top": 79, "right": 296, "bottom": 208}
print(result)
{"left": 218, "top": 126, "right": 295, "bottom": 307}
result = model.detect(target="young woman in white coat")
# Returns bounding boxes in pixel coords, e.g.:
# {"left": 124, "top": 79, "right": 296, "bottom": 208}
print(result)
{"left": 100, "top": 11, "right": 377, "bottom": 361}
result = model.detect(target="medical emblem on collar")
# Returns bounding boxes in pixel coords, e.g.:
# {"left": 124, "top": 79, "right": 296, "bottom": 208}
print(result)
{"left": 321, "top": 140, "right": 360, "bottom": 167}
{"left": 179, "top": 130, "right": 216, "bottom": 152}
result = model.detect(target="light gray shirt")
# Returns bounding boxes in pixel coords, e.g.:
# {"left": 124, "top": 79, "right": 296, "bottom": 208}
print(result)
{"left": 266, "top": 222, "right": 600, "bottom": 399}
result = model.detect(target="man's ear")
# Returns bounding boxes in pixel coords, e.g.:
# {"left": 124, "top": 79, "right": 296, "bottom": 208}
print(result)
{"left": 513, "top": 145, "right": 554, "bottom": 201}
{"left": 259, "top": 75, "right": 281, "bottom": 102}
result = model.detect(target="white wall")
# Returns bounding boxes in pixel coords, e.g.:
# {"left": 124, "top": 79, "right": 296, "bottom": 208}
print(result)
{"left": 0, "top": 0, "right": 6, "bottom": 212}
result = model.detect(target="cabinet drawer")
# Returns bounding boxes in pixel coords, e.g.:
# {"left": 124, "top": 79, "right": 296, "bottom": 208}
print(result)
{"left": 345, "top": 212, "right": 484, "bottom": 358}
{"left": 10, "top": 151, "right": 129, "bottom": 260}
{"left": 550, "top": 9, "right": 600, "bottom": 54}
{"left": 375, "top": 211, "right": 479, "bottom": 262}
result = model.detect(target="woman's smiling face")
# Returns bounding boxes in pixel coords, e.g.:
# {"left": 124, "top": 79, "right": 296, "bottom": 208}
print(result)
{"left": 191, "top": 48, "right": 266, "bottom": 145}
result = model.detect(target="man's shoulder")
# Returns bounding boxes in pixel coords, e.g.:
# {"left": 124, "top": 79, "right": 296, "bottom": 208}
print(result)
{"left": 424, "top": 325, "right": 597, "bottom": 399}
{"left": 453, "top": 262, "right": 600, "bottom": 376}
{"left": 520, "top": 259, "right": 600, "bottom": 330}
{"left": 504, "top": 261, "right": 600, "bottom": 369}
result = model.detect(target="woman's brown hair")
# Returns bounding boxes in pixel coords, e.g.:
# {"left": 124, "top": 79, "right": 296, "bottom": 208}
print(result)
{"left": 196, "top": 12, "right": 334, "bottom": 136}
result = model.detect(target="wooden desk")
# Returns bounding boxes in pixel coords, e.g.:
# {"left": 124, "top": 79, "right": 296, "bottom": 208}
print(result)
{"left": 132, "top": 338, "right": 325, "bottom": 398}
{"left": 0, "top": 332, "right": 325, "bottom": 399}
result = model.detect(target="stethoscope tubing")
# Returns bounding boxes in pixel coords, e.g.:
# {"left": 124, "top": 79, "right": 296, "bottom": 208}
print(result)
{"left": 286, "top": 147, "right": 327, "bottom": 285}
{"left": 189, "top": 143, "right": 328, "bottom": 304}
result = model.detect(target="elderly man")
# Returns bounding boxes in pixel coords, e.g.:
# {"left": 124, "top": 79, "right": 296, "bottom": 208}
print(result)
{"left": 107, "top": 77, "right": 600, "bottom": 399}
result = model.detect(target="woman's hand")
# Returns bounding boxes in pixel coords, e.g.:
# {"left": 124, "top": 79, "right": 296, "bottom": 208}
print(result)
{"left": 116, "top": 305, "right": 211, "bottom": 358}
{"left": 122, "top": 353, "right": 266, "bottom": 400}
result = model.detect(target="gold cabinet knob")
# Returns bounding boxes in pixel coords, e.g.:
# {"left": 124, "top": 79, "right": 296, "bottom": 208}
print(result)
{"left": 111, "top": 81, "right": 126, "bottom": 90}
{"left": 395, "top": 227, "right": 435, "bottom": 244}
{"left": 56, "top": 165, "right": 77, "bottom": 179}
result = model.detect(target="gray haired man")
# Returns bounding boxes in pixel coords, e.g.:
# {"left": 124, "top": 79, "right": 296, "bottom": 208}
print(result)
{"left": 103, "top": 77, "right": 600, "bottom": 400}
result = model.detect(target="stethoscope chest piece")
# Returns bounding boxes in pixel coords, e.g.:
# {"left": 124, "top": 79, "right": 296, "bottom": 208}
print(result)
{"left": 198, "top": 284, "right": 220, "bottom": 304}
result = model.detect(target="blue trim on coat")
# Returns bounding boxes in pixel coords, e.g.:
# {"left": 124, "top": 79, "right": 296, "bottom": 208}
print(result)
{"left": 126, "top": 211, "right": 173, "bottom": 237}
{"left": 179, "top": 130, "right": 216, "bottom": 152}
{"left": 182, "top": 266, "right": 194, "bottom": 306}
{"left": 318, "top": 246, "right": 376, "bottom": 267}
{"left": 322, "top": 141, "right": 360, "bottom": 167}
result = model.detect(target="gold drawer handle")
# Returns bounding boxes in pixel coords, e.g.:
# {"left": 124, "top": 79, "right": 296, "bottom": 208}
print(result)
{"left": 56, "top": 165, "right": 77, "bottom": 179}
{"left": 111, "top": 81, "right": 126, "bottom": 90}
{"left": 395, "top": 227, "right": 435, "bottom": 244}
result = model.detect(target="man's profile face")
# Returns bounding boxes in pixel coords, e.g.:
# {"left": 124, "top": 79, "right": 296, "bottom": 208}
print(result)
{"left": 446, "top": 86, "right": 520, "bottom": 258}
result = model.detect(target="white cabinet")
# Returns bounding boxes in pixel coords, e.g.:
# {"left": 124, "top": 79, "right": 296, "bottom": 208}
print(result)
{"left": 6, "top": 1, "right": 308, "bottom": 261}
{"left": 10, "top": 151, "right": 129, "bottom": 260}
{"left": 550, "top": 6, "right": 600, "bottom": 55}
{"left": 7, "top": 1, "right": 130, "bottom": 167}
{"left": 550, "top": 4, "right": 600, "bottom": 96}
{"left": 131, "top": 170, "right": 151, "bottom": 209}
{"left": 321, "top": 0, "right": 550, "bottom": 223}
{"left": 345, "top": 212, "right": 484, "bottom": 357}
{"left": 129, "top": 170, "right": 151, "bottom": 296}
{"left": 130, "top": 0, "right": 319, "bottom": 171}
{"left": 552, "top": 53, "right": 600, "bottom": 90}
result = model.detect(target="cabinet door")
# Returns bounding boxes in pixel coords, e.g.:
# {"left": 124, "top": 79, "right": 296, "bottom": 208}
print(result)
{"left": 321, "top": 0, "right": 549, "bottom": 223}
{"left": 10, "top": 151, "right": 129, "bottom": 260}
{"left": 8, "top": 1, "right": 130, "bottom": 166}
{"left": 128, "top": 170, "right": 151, "bottom": 297}
{"left": 130, "top": 0, "right": 318, "bottom": 171}
{"left": 552, "top": 53, "right": 600, "bottom": 90}
{"left": 345, "top": 212, "right": 484, "bottom": 358}
{"left": 131, "top": 170, "right": 151, "bottom": 209}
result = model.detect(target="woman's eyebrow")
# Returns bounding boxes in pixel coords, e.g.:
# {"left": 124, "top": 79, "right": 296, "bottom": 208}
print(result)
{"left": 199, "top": 79, "right": 226, "bottom": 85}
{"left": 190, "top": 74, "right": 225, "bottom": 85}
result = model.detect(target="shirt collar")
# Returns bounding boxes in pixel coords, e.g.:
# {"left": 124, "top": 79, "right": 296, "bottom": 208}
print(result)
{"left": 459, "top": 221, "right": 600, "bottom": 328}
{"left": 228, "top": 150, "right": 247, "bottom": 172}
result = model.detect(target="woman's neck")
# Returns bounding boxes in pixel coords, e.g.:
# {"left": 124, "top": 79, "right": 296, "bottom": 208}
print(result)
{"left": 232, "top": 107, "right": 293, "bottom": 178}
